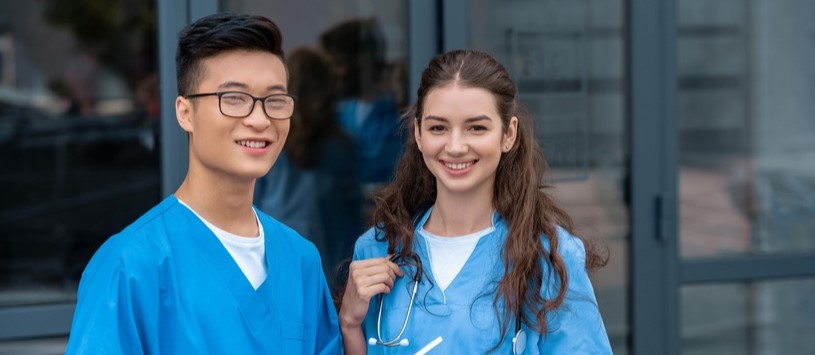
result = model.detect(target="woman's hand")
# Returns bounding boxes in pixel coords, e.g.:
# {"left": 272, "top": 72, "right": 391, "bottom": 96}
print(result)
{"left": 339, "top": 256, "right": 404, "bottom": 355}
{"left": 339, "top": 256, "right": 404, "bottom": 328}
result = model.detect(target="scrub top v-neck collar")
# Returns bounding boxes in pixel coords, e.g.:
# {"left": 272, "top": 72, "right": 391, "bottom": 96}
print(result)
{"left": 165, "top": 196, "right": 280, "bottom": 331}
{"left": 412, "top": 207, "right": 506, "bottom": 304}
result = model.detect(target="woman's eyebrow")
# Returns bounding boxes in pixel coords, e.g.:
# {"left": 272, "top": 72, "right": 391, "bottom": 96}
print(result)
{"left": 464, "top": 115, "right": 491, "bottom": 123}
{"left": 423, "top": 115, "right": 493, "bottom": 123}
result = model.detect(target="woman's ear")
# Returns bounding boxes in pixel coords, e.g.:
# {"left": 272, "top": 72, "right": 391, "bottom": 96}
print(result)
{"left": 414, "top": 117, "right": 423, "bottom": 151}
{"left": 176, "top": 96, "right": 194, "bottom": 133}
{"left": 502, "top": 116, "right": 519, "bottom": 152}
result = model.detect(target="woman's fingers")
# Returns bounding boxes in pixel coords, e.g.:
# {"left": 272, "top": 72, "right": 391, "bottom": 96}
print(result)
{"left": 363, "top": 283, "right": 393, "bottom": 298}
{"left": 339, "top": 256, "right": 408, "bottom": 328}
{"left": 347, "top": 257, "right": 407, "bottom": 300}
{"left": 351, "top": 259, "right": 401, "bottom": 281}
{"left": 357, "top": 271, "right": 395, "bottom": 290}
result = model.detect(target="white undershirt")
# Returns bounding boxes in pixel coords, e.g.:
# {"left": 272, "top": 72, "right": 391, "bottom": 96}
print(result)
{"left": 419, "top": 226, "right": 494, "bottom": 291}
{"left": 177, "top": 199, "right": 268, "bottom": 290}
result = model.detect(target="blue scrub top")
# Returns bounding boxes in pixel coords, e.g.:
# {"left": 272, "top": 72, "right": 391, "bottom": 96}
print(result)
{"left": 353, "top": 209, "right": 612, "bottom": 354}
{"left": 66, "top": 196, "right": 341, "bottom": 354}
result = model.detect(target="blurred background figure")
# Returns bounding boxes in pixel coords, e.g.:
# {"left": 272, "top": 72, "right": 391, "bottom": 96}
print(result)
{"left": 255, "top": 47, "right": 364, "bottom": 276}
{"left": 0, "top": 22, "right": 15, "bottom": 87}
{"left": 319, "top": 18, "right": 402, "bottom": 187}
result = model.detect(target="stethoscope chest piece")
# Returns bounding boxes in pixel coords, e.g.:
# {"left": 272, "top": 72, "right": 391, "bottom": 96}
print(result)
{"left": 512, "top": 329, "right": 527, "bottom": 354}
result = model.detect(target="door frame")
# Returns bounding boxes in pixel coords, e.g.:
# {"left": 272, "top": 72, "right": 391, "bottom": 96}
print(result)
{"left": 630, "top": 0, "right": 815, "bottom": 354}
{"left": 629, "top": 0, "right": 680, "bottom": 353}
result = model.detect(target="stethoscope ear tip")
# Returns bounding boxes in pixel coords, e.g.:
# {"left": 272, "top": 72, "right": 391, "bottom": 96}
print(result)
{"left": 368, "top": 338, "right": 377, "bottom": 346}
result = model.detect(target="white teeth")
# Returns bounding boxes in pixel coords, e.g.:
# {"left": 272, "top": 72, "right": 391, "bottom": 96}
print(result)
{"left": 444, "top": 161, "right": 473, "bottom": 170}
{"left": 237, "top": 140, "right": 267, "bottom": 148}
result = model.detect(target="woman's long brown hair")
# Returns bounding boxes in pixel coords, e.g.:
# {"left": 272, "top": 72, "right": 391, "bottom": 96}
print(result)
{"left": 369, "top": 49, "right": 606, "bottom": 346}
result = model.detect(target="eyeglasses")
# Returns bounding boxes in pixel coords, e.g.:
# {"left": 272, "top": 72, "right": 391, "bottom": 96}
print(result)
{"left": 185, "top": 91, "right": 297, "bottom": 120}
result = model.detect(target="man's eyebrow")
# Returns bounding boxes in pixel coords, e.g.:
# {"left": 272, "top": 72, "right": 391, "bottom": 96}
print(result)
{"left": 217, "top": 81, "right": 249, "bottom": 90}
{"left": 216, "top": 82, "right": 287, "bottom": 92}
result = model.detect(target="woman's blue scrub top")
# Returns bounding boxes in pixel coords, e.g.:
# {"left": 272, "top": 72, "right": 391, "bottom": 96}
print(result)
{"left": 66, "top": 196, "right": 341, "bottom": 354}
{"left": 354, "top": 209, "right": 612, "bottom": 354}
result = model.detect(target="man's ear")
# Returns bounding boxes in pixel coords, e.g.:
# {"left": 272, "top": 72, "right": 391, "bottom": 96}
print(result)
{"left": 176, "top": 96, "right": 194, "bottom": 133}
{"left": 414, "top": 117, "right": 422, "bottom": 151}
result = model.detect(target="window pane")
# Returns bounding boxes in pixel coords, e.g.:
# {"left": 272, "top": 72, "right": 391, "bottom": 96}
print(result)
{"left": 678, "top": 0, "right": 815, "bottom": 257}
{"left": 469, "top": 0, "right": 629, "bottom": 353}
{"left": 0, "top": 2, "right": 160, "bottom": 308}
{"left": 681, "top": 279, "right": 815, "bottom": 354}
{"left": 220, "top": 0, "right": 409, "bottom": 276}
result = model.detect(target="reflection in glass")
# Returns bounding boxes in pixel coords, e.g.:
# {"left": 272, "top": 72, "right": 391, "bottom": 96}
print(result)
{"left": 320, "top": 18, "right": 403, "bottom": 185}
{"left": 0, "top": 2, "right": 160, "bottom": 308}
{"left": 223, "top": 0, "right": 409, "bottom": 275}
{"left": 678, "top": 0, "right": 815, "bottom": 257}
{"left": 681, "top": 279, "right": 815, "bottom": 354}
{"left": 469, "top": 0, "right": 629, "bottom": 353}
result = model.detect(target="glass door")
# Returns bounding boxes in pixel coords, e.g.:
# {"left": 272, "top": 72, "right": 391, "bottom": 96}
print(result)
{"left": 630, "top": 0, "right": 815, "bottom": 353}
{"left": 676, "top": 0, "right": 815, "bottom": 353}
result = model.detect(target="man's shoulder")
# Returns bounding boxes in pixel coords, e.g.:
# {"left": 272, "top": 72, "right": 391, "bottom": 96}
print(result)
{"left": 119, "top": 195, "right": 179, "bottom": 235}
{"left": 90, "top": 197, "right": 179, "bottom": 268}
{"left": 256, "top": 209, "right": 319, "bottom": 257}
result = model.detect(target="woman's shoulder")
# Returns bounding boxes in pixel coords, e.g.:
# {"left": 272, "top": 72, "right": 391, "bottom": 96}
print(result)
{"left": 541, "top": 226, "right": 587, "bottom": 264}
{"left": 352, "top": 227, "right": 389, "bottom": 260}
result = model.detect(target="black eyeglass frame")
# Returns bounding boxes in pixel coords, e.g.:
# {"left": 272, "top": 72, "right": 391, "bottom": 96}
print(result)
{"left": 185, "top": 91, "right": 298, "bottom": 120}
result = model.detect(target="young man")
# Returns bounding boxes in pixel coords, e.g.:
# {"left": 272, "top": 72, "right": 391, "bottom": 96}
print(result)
{"left": 66, "top": 13, "right": 340, "bottom": 354}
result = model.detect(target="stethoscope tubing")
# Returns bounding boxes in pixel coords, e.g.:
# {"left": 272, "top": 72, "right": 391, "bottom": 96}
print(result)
{"left": 372, "top": 277, "right": 419, "bottom": 347}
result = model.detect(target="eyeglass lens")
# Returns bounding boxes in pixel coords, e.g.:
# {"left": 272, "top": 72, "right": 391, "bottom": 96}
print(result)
{"left": 219, "top": 92, "right": 293, "bottom": 119}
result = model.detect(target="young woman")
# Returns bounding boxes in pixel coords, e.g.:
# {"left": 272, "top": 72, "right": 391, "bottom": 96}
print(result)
{"left": 339, "top": 49, "right": 611, "bottom": 354}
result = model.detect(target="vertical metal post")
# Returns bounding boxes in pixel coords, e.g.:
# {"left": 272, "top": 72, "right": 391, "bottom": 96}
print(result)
{"left": 158, "top": 0, "right": 190, "bottom": 197}
{"left": 158, "top": 0, "right": 218, "bottom": 196}
{"left": 442, "top": 0, "right": 468, "bottom": 51}
{"left": 409, "top": 1, "right": 439, "bottom": 104}
{"left": 629, "top": 0, "right": 679, "bottom": 353}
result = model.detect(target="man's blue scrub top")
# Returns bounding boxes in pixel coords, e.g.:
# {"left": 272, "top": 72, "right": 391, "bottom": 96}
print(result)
{"left": 354, "top": 209, "right": 612, "bottom": 354}
{"left": 66, "top": 196, "right": 341, "bottom": 354}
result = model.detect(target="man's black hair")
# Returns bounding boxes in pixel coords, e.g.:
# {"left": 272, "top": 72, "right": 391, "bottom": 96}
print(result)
{"left": 175, "top": 13, "right": 285, "bottom": 96}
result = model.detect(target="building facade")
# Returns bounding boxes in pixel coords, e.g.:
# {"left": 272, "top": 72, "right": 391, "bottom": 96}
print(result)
{"left": 1, "top": 1, "right": 813, "bottom": 354}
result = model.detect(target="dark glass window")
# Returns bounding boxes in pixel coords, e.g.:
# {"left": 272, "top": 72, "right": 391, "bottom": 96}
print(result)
{"left": 0, "top": 1, "right": 160, "bottom": 308}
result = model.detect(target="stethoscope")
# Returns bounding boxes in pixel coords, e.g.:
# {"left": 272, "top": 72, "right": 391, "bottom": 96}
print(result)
{"left": 365, "top": 209, "right": 527, "bottom": 354}
{"left": 366, "top": 275, "right": 528, "bottom": 354}
{"left": 512, "top": 317, "right": 527, "bottom": 354}
{"left": 367, "top": 276, "right": 419, "bottom": 347}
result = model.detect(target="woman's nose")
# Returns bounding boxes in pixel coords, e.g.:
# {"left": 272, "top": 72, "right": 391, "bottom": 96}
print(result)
{"left": 445, "top": 131, "right": 468, "bottom": 155}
